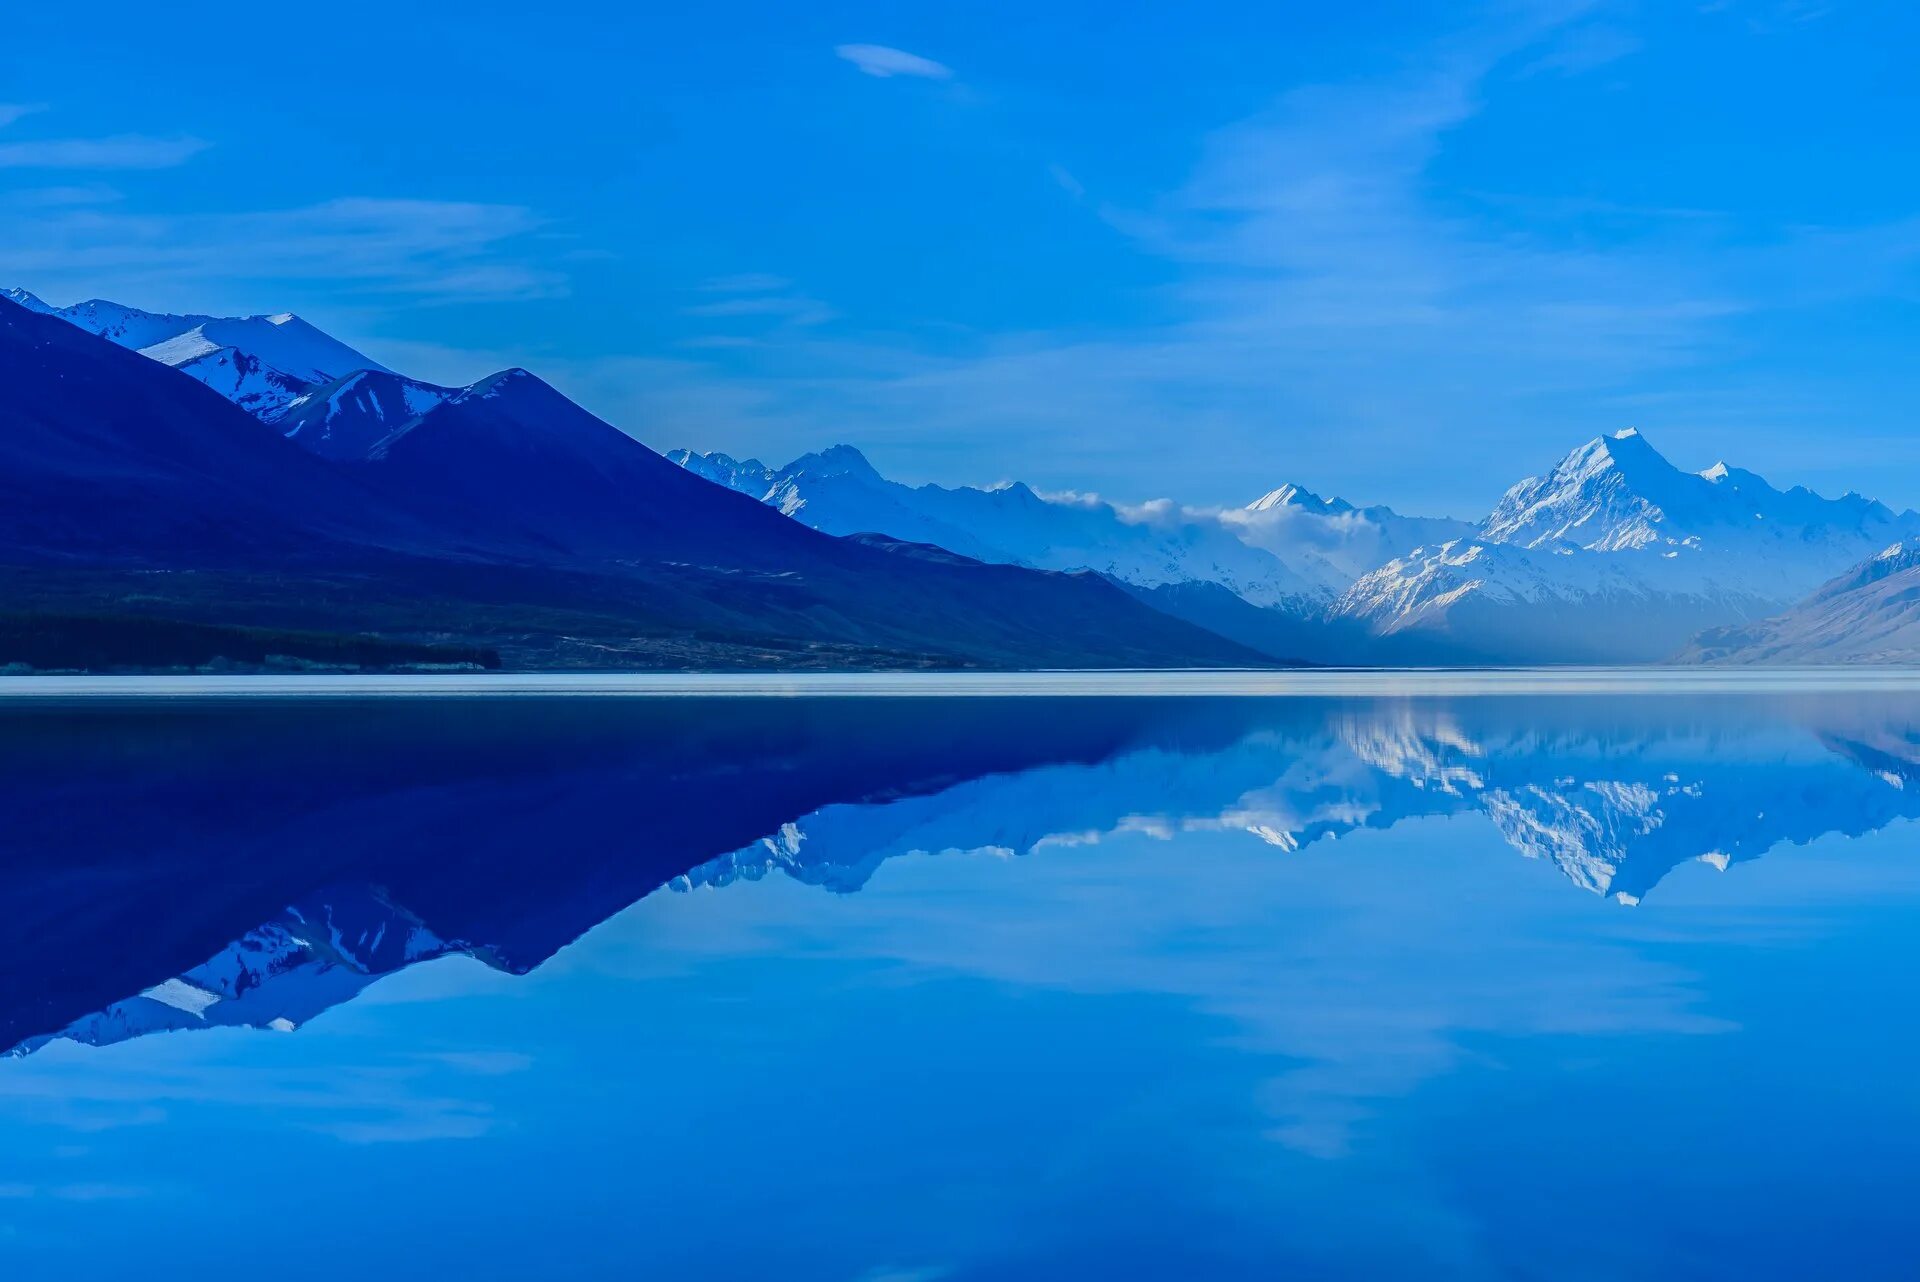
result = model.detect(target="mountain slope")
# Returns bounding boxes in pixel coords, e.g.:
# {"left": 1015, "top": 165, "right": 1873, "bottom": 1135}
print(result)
{"left": 1679, "top": 541, "right": 1920, "bottom": 663}
{"left": 359, "top": 374, "right": 1269, "bottom": 668}
{"left": 1334, "top": 538, "right": 1778, "bottom": 664}
{"left": 163, "top": 344, "right": 319, "bottom": 418}
{"left": 31, "top": 294, "right": 391, "bottom": 420}
{"left": 0, "top": 286, "right": 55, "bottom": 315}
{"left": 56, "top": 298, "right": 388, "bottom": 382}
{"left": 0, "top": 295, "right": 421, "bottom": 561}
{"left": 0, "top": 297, "right": 1263, "bottom": 670}
{"left": 277, "top": 368, "right": 453, "bottom": 460}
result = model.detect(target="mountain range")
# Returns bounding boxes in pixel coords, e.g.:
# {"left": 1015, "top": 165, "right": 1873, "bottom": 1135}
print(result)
{"left": 675, "top": 429, "right": 1920, "bottom": 664}
{"left": 8, "top": 279, "right": 1920, "bottom": 668}
{"left": 0, "top": 288, "right": 1260, "bottom": 672}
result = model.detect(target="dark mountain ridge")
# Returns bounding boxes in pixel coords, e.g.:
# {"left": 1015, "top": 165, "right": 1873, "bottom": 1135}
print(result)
{"left": 0, "top": 296, "right": 1266, "bottom": 670}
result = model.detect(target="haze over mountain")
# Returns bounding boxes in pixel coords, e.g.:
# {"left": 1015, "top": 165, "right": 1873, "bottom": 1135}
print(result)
{"left": 1680, "top": 541, "right": 1920, "bottom": 664}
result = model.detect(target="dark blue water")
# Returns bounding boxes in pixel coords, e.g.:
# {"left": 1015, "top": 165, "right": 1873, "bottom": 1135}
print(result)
{"left": 3, "top": 690, "right": 1919, "bottom": 1279}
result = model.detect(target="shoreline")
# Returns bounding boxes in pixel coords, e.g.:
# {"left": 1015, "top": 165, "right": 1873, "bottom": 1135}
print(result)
{"left": 4, "top": 666, "right": 1920, "bottom": 699}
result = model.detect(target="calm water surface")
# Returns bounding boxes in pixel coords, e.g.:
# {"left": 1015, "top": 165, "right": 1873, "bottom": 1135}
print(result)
{"left": 3, "top": 683, "right": 1919, "bottom": 1279}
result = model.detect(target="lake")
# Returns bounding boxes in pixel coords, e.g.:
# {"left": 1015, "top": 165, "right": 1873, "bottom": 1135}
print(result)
{"left": 3, "top": 676, "right": 1919, "bottom": 1279}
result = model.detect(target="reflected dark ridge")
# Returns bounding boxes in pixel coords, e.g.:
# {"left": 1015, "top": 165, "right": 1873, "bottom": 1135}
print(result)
{"left": 7, "top": 692, "right": 1920, "bottom": 1058}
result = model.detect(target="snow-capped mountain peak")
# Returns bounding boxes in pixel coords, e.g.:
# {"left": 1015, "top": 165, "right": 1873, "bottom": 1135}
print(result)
{"left": 785, "top": 443, "right": 885, "bottom": 482}
{"left": 668, "top": 448, "right": 777, "bottom": 497}
{"left": 1246, "top": 482, "right": 1357, "bottom": 516}
{"left": 24, "top": 292, "right": 394, "bottom": 422}
{"left": 1336, "top": 429, "right": 1920, "bottom": 662}
{"left": 1, "top": 286, "right": 56, "bottom": 315}
{"left": 1478, "top": 428, "right": 1697, "bottom": 552}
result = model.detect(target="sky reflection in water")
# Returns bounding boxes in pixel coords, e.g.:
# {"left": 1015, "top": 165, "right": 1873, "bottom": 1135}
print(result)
{"left": 3, "top": 690, "right": 1919, "bottom": 1279}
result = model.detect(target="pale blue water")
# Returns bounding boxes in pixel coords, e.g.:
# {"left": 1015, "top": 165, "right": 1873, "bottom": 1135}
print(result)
{"left": 3, "top": 684, "right": 1918, "bottom": 1278}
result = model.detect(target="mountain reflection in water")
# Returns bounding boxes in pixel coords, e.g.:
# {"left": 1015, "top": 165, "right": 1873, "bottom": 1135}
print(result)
{"left": 4, "top": 691, "right": 1917, "bottom": 1057}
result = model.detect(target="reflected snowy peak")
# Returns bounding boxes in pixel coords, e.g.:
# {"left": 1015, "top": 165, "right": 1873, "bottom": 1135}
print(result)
{"left": 682, "top": 699, "right": 1920, "bottom": 907}
{"left": 7, "top": 692, "right": 1919, "bottom": 1058}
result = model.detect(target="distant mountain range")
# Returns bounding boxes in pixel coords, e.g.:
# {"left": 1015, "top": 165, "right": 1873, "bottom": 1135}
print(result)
{"left": 675, "top": 429, "right": 1920, "bottom": 664}
{"left": 9, "top": 279, "right": 1920, "bottom": 667}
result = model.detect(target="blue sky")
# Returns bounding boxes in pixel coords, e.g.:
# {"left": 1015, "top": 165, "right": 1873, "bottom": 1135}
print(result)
{"left": 4, "top": 0, "right": 1919, "bottom": 513}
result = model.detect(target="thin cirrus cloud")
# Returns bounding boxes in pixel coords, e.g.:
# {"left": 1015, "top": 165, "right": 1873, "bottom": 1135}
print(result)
{"left": 0, "top": 133, "right": 211, "bottom": 170}
{"left": 685, "top": 273, "right": 836, "bottom": 327}
{"left": 685, "top": 294, "right": 837, "bottom": 327}
{"left": 0, "top": 195, "right": 568, "bottom": 307}
{"left": 700, "top": 272, "right": 793, "bottom": 293}
{"left": 0, "top": 102, "right": 49, "bottom": 129}
{"left": 834, "top": 44, "right": 953, "bottom": 80}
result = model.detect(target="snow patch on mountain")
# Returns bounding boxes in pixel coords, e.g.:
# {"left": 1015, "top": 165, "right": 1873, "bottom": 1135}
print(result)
{"left": 277, "top": 369, "right": 453, "bottom": 460}
{"left": 165, "top": 344, "right": 316, "bottom": 418}
{"left": 58, "top": 302, "right": 388, "bottom": 385}
{"left": 7, "top": 885, "right": 502, "bottom": 1057}
{"left": 1, "top": 286, "right": 56, "bottom": 315}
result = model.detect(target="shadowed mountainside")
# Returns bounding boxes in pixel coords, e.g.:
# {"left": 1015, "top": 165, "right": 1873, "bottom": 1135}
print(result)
{"left": 0, "top": 298, "right": 1267, "bottom": 671}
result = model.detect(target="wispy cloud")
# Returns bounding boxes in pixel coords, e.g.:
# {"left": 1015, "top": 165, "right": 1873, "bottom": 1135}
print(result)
{"left": 684, "top": 273, "right": 837, "bottom": 327}
{"left": 1, "top": 183, "right": 122, "bottom": 208}
{"left": 0, "top": 134, "right": 210, "bottom": 170}
{"left": 835, "top": 44, "right": 953, "bottom": 80}
{"left": 700, "top": 272, "right": 792, "bottom": 293}
{"left": 685, "top": 294, "right": 836, "bottom": 325}
{"left": 0, "top": 102, "right": 48, "bottom": 129}
{"left": 0, "top": 195, "right": 566, "bottom": 307}
{"left": 1518, "top": 22, "right": 1643, "bottom": 76}
{"left": 0, "top": 1181, "right": 153, "bottom": 1201}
